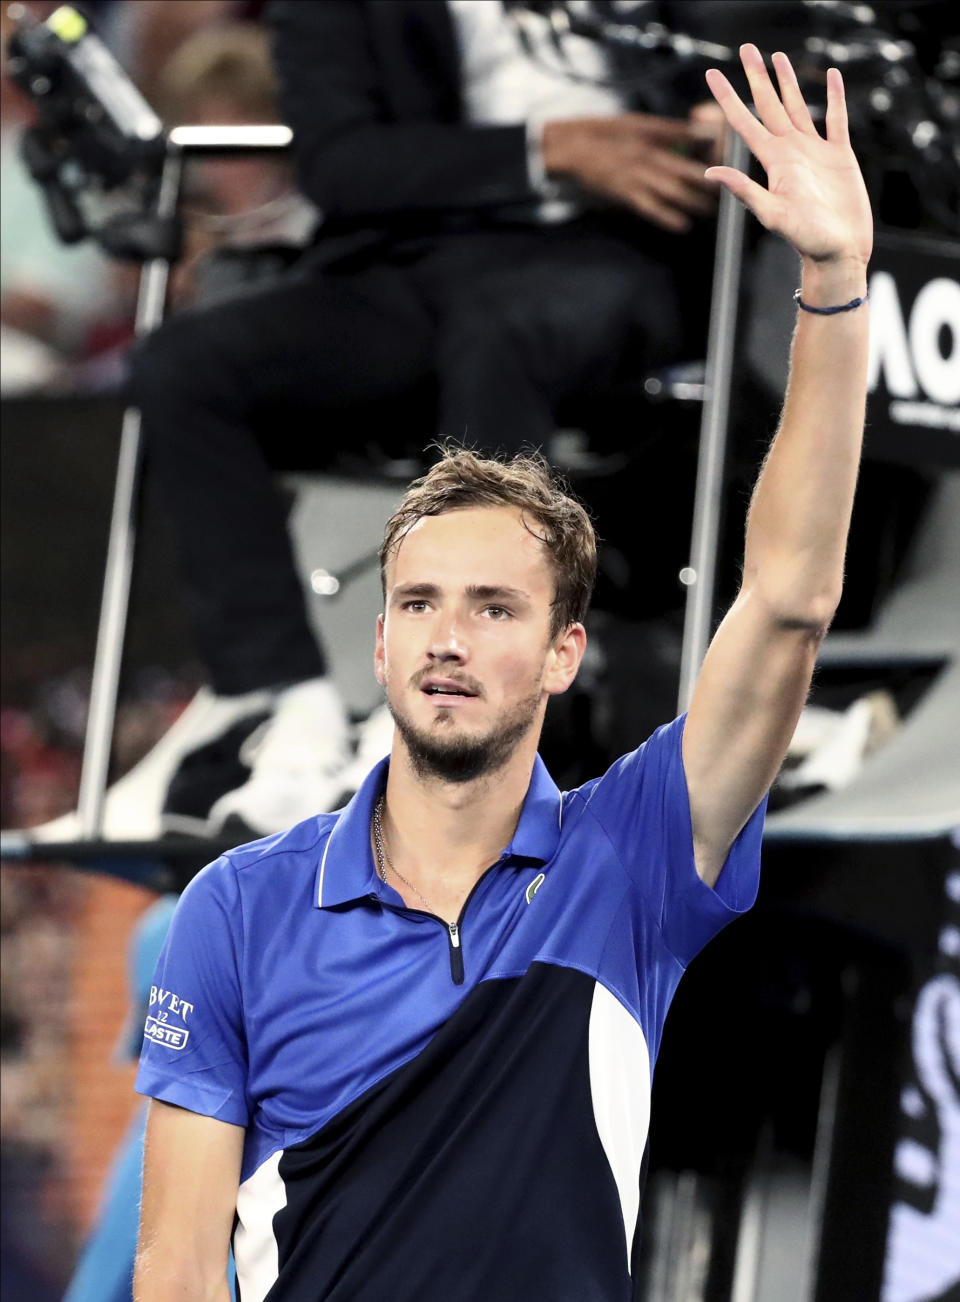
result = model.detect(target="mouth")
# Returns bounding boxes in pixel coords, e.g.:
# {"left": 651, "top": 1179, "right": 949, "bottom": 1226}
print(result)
{"left": 419, "top": 678, "right": 480, "bottom": 701}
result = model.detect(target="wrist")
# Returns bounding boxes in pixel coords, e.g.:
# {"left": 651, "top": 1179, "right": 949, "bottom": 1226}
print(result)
{"left": 541, "top": 119, "right": 582, "bottom": 178}
{"left": 799, "top": 255, "right": 869, "bottom": 308}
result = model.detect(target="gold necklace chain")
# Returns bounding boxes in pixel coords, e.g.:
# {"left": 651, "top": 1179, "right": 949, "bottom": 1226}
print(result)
{"left": 373, "top": 795, "right": 435, "bottom": 914}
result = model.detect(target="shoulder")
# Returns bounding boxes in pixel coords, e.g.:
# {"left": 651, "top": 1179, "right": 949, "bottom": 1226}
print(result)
{"left": 183, "top": 814, "right": 338, "bottom": 907}
{"left": 566, "top": 716, "right": 687, "bottom": 815}
{"left": 224, "top": 812, "right": 336, "bottom": 872}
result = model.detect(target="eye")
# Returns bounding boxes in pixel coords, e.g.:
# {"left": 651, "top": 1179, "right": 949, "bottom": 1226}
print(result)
{"left": 402, "top": 600, "right": 430, "bottom": 613}
{"left": 483, "top": 605, "right": 511, "bottom": 621}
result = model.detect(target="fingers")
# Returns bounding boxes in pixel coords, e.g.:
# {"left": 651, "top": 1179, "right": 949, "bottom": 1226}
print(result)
{"left": 824, "top": 66, "right": 849, "bottom": 143}
{"left": 635, "top": 151, "right": 719, "bottom": 210}
{"left": 629, "top": 190, "right": 693, "bottom": 233}
{"left": 620, "top": 112, "right": 719, "bottom": 146}
{"left": 688, "top": 102, "right": 725, "bottom": 126}
{"left": 704, "top": 67, "right": 767, "bottom": 155}
{"left": 738, "top": 43, "right": 792, "bottom": 135}
{"left": 617, "top": 139, "right": 718, "bottom": 192}
{"left": 707, "top": 46, "right": 819, "bottom": 149}
{"left": 625, "top": 166, "right": 719, "bottom": 231}
{"left": 704, "top": 166, "right": 777, "bottom": 229}
{"left": 650, "top": 172, "right": 718, "bottom": 217}
{"left": 771, "top": 51, "right": 817, "bottom": 135}
{"left": 688, "top": 101, "right": 726, "bottom": 165}
{"left": 651, "top": 147, "right": 717, "bottom": 189}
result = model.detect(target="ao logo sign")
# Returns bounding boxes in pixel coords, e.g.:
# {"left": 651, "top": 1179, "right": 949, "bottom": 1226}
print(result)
{"left": 882, "top": 867, "right": 960, "bottom": 1302}
{"left": 867, "top": 272, "right": 960, "bottom": 428}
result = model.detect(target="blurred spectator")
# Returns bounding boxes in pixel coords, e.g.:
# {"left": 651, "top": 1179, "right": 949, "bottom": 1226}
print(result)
{"left": 108, "top": 0, "right": 255, "bottom": 107}
{"left": 155, "top": 22, "right": 317, "bottom": 309}
{"left": 0, "top": 4, "right": 124, "bottom": 394}
{"left": 1, "top": 1, "right": 272, "bottom": 394}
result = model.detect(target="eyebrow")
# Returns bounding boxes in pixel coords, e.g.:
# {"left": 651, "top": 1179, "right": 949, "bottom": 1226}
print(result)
{"left": 466, "top": 585, "right": 530, "bottom": 604}
{"left": 390, "top": 583, "right": 531, "bottom": 604}
{"left": 390, "top": 583, "right": 440, "bottom": 603}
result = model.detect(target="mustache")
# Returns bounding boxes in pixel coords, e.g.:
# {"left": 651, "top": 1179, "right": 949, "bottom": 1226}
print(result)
{"left": 410, "top": 668, "right": 485, "bottom": 697}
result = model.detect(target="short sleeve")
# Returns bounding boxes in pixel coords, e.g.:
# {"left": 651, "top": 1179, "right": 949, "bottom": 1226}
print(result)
{"left": 580, "top": 714, "right": 765, "bottom": 965}
{"left": 134, "top": 857, "right": 250, "bottom": 1126}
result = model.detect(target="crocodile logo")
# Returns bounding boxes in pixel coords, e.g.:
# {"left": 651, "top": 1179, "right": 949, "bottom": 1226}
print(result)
{"left": 525, "top": 873, "right": 546, "bottom": 905}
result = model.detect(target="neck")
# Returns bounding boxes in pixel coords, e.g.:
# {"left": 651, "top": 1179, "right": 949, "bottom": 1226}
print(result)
{"left": 381, "top": 731, "right": 539, "bottom": 900}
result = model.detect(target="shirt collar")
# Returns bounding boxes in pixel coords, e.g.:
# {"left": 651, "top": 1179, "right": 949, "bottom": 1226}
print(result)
{"left": 314, "top": 753, "right": 563, "bottom": 910}
{"left": 314, "top": 758, "right": 386, "bottom": 908}
{"left": 503, "top": 753, "right": 563, "bottom": 864}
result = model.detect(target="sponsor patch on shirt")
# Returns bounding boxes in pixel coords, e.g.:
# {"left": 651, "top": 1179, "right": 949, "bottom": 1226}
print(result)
{"left": 144, "top": 985, "right": 195, "bottom": 1049}
{"left": 143, "top": 1015, "right": 190, "bottom": 1050}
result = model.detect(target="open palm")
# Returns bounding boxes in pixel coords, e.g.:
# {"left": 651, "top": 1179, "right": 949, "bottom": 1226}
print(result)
{"left": 705, "top": 45, "right": 873, "bottom": 267}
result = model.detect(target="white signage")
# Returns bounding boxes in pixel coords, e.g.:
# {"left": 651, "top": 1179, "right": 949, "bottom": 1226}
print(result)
{"left": 868, "top": 271, "right": 960, "bottom": 432}
{"left": 882, "top": 867, "right": 960, "bottom": 1302}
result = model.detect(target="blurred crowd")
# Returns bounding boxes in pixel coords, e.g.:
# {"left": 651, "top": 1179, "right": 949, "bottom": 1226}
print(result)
{"left": 1, "top": 667, "right": 197, "bottom": 830}
{"left": 4, "top": 3, "right": 279, "bottom": 1284}
{"left": 1, "top": 863, "right": 78, "bottom": 1297}
{"left": 0, "top": 666, "right": 193, "bottom": 1295}
{"left": 3, "top": 3, "right": 290, "bottom": 1286}
{"left": 1, "top": 0, "right": 311, "bottom": 395}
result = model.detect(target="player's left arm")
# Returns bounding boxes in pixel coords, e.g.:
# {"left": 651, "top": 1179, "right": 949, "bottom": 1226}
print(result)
{"left": 682, "top": 45, "right": 873, "bottom": 887}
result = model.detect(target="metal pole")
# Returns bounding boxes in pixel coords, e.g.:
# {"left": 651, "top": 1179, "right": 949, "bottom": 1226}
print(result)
{"left": 76, "top": 145, "right": 183, "bottom": 837}
{"left": 677, "top": 129, "right": 751, "bottom": 712}
{"left": 74, "top": 128, "right": 292, "bottom": 840}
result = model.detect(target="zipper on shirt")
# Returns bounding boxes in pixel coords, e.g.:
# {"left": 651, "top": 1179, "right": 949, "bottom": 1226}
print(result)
{"left": 382, "top": 852, "right": 509, "bottom": 987}
{"left": 446, "top": 922, "right": 464, "bottom": 985}
{"left": 441, "top": 853, "right": 505, "bottom": 986}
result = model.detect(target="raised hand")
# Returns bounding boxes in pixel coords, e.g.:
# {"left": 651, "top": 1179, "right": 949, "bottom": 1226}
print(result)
{"left": 704, "top": 44, "right": 872, "bottom": 269}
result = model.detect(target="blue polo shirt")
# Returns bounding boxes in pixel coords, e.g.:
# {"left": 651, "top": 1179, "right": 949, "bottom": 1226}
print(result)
{"left": 136, "top": 715, "right": 765, "bottom": 1302}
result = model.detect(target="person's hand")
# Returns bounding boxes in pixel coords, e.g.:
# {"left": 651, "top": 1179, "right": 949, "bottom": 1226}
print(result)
{"left": 541, "top": 113, "right": 719, "bottom": 232}
{"left": 688, "top": 101, "right": 726, "bottom": 167}
{"left": 704, "top": 45, "right": 873, "bottom": 270}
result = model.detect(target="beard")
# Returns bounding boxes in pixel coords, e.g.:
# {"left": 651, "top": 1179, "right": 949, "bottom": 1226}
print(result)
{"left": 388, "top": 685, "right": 543, "bottom": 784}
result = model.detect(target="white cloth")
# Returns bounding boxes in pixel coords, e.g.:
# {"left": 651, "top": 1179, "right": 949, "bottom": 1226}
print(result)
{"left": 448, "top": 0, "right": 625, "bottom": 220}
{"left": 0, "top": 128, "right": 118, "bottom": 324}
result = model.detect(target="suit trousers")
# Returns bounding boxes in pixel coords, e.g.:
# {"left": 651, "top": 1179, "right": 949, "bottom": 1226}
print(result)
{"left": 128, "top": 220, "right": 701, "bottom": 694}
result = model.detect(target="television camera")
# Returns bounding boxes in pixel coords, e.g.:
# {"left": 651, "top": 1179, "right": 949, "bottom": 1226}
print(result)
{"left": 5, "top": 2, "right": 179, "bottom": 261}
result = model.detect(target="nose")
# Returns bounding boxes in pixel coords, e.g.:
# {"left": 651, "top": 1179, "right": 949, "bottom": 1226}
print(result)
{"left": 426, "top": 613, "right": 468, "bottom": 664}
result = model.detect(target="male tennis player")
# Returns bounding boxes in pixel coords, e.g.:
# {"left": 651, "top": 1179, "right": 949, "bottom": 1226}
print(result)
{"left": 134, "top": 45, "right": 872, "bottom": 1301}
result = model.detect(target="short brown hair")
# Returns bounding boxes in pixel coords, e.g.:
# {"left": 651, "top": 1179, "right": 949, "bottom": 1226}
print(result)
{"left": 380, "top": 447, "right": 597, "bottom": 637}
{"left": 157, "top": 24, "right": 279, "bottom": 125}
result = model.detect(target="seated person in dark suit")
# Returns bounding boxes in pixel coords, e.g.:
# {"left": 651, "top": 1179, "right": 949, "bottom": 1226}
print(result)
{"left": 115, "top": 0, "right": 722, "bottom": 840}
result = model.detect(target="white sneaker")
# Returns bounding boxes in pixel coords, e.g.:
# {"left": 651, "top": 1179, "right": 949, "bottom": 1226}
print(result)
{"left": 332, "top": 702, "right": 395, "bottom": 805}
{"left": 208, "top": 677, "right": 352, "bottom": 836}
{"left": 32, "top": 685, "right": 277, "bottom": 843}
{"left": 780, "top": 691, "right": 900, "bottom": 795}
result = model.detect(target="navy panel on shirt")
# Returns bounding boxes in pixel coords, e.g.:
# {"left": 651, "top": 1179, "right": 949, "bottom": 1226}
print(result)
{"left": 271, "top": 965, "right": 630, "bottom": 1302}
{"left": 136, "top": 715, "right": 765, "bottom": 1301}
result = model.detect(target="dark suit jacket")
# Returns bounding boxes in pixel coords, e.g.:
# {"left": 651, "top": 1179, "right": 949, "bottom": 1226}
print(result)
{"left": 269, "top": 0, "right": 536, "bottom": 235}
{"left": 268, "top": 2, "right": 709, "bottom": 288}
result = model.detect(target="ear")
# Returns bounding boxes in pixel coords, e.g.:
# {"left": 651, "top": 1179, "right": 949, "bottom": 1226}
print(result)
{"left": 374, "top": 612, "right": 386, "bottom": 686}
{"left": 543, "top": 623, "right": 587, "bottom": 697}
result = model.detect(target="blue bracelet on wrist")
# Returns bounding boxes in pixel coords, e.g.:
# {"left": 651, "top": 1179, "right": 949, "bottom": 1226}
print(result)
{"left": 794, "top": 288, "right": 869, "bottom": 315}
